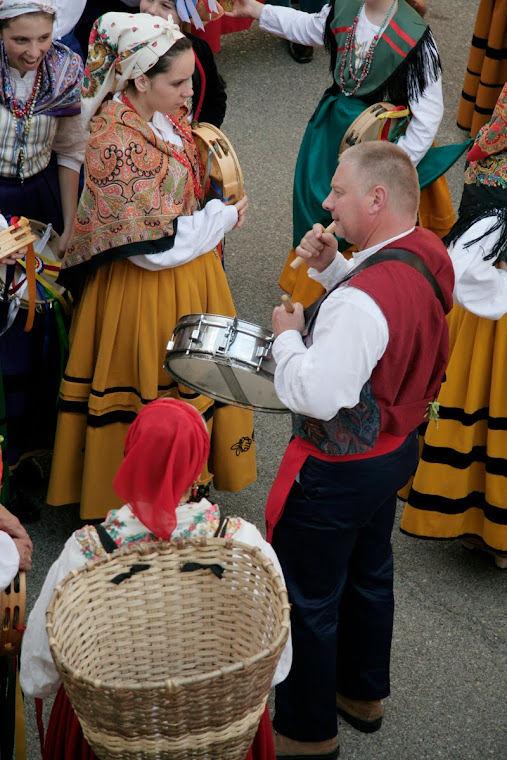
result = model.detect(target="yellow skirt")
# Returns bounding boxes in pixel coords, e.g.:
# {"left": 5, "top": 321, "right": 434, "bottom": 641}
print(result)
{"left": 400, "top": 305, "right": 507, "bottom": 554}
{"left": 47, "top": 252, "right": 256, "bottom": 519}
{"left": 279, "top": 175, "right": 456, "bottom": 307}
{"left": 457, "top": 0, "right": 507, "bottom": 137}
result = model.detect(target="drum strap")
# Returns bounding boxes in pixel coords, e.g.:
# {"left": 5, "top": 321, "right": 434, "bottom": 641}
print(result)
{"left": 304, "top": 247, "right": 446, "bottom": 332}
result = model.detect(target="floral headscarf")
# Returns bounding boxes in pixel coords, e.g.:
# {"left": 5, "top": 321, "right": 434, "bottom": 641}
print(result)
{"left": 81, "top": 12, "right": 184, "bottom": 128}
{"left": 113, "top": 399, "right": 210, "bottom": 539}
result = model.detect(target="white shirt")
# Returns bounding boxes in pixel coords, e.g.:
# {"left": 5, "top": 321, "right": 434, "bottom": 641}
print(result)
{"left": 110, "top": 95, "right": 238, "bottom": 270}
{"left": 273, "top": 229, "right": 416, "bottom": 420}
{"left": 20, "top": 499, "right": 292, "bottom": 698}
{"left": 259, "top": 4, "right": 443, "bottom": 166}
{"left": 450, "top": 216, "right": 507, "bottom": 320}
{"left": 0, "top": 532, "right": 20, "bottom": 592}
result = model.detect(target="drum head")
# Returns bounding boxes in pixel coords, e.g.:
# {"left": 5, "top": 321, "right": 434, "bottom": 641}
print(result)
{"left": 166, "top": 353, "right": 288, "bottom": 413}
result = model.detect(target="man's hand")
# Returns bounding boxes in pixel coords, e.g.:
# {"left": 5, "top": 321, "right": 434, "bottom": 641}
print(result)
{"left": 13, "top": 537, "right": 32, "bottom": 571}
{"left": 272, "top": 301, "right": 305, "bottom": 338}
{"left": 225, "top": 0, "right": 263, "bottom": 19}
{"left": 295, "top": 223, "right": 338, "bottom": 272}
{"left": 233, "top": 194, "right": 248, "bottom": 229}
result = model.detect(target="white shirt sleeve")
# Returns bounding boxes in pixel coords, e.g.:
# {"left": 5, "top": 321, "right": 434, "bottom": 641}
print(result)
{"left": 273, "top": 286, "right": 389, "bottom": 419}
{"left": 450, "top": 217, "right": 507, "bottom": 320}
{"left": 129, "top": 200, "right": 238, "bottom": 270}
{"left": 233, "top": 521, "right": 292, "bottom": 687}
{"left": 20, "top": 538, "right": 86, "bottom": 698}
{"left": 397, "top": 75, "right": 444, "bottom": 166}
{"left": 53, "top": 114, "right": 88, "bottom": 173}
{"left": 259, "top": 3, "right": 329, "bottom": 46}
{"left": 0, "top": 532, "right": 20, "bottom": 592}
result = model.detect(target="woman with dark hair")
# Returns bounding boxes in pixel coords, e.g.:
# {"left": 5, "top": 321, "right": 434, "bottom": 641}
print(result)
{"left": 0, "top": 0, "right": 85, "bottom": 517}
{"left": 46, "top": 12, "right": 256, "bottom": 520}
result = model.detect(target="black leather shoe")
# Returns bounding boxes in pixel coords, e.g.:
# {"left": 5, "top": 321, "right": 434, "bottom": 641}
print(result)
{"left": 288, "top": 42, "right": 313, "bottom": 63}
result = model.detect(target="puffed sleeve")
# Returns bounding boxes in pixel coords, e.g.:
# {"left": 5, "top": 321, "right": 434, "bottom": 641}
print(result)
{"left": 0, "top": 532, "right": 20, "bottom": 592}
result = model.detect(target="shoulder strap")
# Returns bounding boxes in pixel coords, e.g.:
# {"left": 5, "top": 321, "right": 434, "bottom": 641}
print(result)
{"left": 304, "top": 246, "right": 446, "bottom": 331}
{"left": 95, "top": 523, "right": 118, "bottom": 554}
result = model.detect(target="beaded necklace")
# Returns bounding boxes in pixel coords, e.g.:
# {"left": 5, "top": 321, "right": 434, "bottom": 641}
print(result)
{"left": 10, "top": 67, "right": 43, "bottom": 179}
{"left": 120, "top": 91, "right": 203, "bottom": 201}
{"left": 338, "top": 0, "right": 397, "bottom": 97}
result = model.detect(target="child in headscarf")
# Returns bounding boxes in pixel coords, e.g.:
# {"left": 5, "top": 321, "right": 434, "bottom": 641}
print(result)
{"left": 22, "top": 398, "right": 290, "bottom": 760}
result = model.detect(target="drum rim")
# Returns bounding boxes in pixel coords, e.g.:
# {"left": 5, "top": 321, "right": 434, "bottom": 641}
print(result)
{"left": 172, "top": 313, "right": 275, "bottom": 341}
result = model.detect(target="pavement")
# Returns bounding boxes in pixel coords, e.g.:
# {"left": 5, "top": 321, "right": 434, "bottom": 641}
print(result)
{"left": 19, "top": 0, "right": 507, "bottom": 757}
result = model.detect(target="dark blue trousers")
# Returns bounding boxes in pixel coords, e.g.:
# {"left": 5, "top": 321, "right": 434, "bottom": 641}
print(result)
{"left": 272, "top": 431, "right": 419, "bottom": 742}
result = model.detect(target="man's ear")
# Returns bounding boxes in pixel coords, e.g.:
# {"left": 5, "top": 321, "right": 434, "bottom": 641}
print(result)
{"left": 369, "top": 184, "right": 387, "bottom": 214}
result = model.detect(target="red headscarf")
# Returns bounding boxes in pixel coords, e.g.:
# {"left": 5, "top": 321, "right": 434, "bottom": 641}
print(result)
{"left": 113, "top": 399, "right": 210, "bottom": 539}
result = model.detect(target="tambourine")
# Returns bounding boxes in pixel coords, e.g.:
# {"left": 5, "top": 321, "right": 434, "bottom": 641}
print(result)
{"left": 192, "top": 122, "right": 244, "bottom": 205}
{"left": 0, "top": 571, "right": 26, "bottom": 657}
{"left": 339, "top": 102, "right": 410, "bottom": 155}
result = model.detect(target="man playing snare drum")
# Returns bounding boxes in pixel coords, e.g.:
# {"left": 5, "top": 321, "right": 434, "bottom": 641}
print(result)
{"left": 265, "top": 141, "right": 454, "bottom": 759}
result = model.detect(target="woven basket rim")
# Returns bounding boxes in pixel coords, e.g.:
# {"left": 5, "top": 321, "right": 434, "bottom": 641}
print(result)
{"left": 46, "top": 537, "right": 291, "bottom": 692}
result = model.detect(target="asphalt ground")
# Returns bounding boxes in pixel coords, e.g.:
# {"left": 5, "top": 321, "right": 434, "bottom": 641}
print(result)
{"left": 19, "top": 1, "right": 507, "bottom": 757}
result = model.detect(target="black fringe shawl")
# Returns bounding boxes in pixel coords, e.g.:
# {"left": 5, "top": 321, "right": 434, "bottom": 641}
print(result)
{"left": 444, "top": 205, "right": 507, "bottom": 263}
{"left": 324, "top": 6, "right": 442, "bottom": 106}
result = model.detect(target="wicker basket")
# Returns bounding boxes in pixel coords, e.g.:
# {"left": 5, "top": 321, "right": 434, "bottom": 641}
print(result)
{"left": 46, "top": 538, "right": 290, "bottom": 760}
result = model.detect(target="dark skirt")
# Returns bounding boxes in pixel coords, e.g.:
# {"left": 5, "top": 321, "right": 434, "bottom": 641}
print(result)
{"left": 44, "top": 685, "right": 275, "bottom": 760}
{"left": 0, "top": 156, "right": 66, "bottom": 472}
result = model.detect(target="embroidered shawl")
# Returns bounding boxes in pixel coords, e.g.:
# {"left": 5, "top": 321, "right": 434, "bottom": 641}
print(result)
{"left": 325, "top": 0, "right": 441, "bottom": 106}
{"left": 58, "top": 98, "right": 200, "bottom": 287}
{"left": 0, "top": 41, "right": 83, "bottom": 117}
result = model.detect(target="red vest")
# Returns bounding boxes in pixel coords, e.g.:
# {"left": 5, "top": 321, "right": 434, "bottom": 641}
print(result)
{"left": 349, "top": 227, "right": 454, "bottom": 436}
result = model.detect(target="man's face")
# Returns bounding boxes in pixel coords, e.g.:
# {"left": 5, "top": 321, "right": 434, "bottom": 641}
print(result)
{"left": 322, "top": 161, "right": 372, "bottom": 247}
{"left": 140, "top": 0, "right": 180, "bottom": 26}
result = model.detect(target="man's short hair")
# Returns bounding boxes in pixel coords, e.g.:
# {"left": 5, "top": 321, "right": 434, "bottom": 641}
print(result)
{"left": 339, "top": 141, "right": 420, "bottom": 215}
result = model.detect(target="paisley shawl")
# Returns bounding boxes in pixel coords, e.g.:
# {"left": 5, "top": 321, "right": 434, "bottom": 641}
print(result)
{"left": 58, "top": 99, "right": 201, "bottom": 288}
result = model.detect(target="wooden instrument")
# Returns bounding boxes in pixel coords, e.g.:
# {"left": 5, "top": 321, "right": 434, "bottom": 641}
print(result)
{"left": 291, "top": 221, "right": 336, "bottom": 271}
{"left": 0, "top": 571, "right": 26, "bottom": 657}
{"left": 339, "top": 102, "right": 410, "bottom": 156}
{"left": 192, "top": 122, "right": 244, "bottom": 206}
{"left": 0, "top": 217, "right": 36, "bottom": 261}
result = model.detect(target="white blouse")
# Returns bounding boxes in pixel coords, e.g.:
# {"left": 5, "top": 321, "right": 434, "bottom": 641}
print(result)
{"left": 259, "top": 3, "right": 444, "bottom": 167}
{"left": 0, "top": 531, "right": 20, "bottom": 592}
{"left": 449, "top": 216, "right": 507, "bottom": 320}
{"left": 20, "top": 498, "right": 292, "bottom": 698}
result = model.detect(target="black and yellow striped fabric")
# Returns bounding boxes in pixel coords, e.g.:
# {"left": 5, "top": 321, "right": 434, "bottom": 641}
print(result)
{"left": 457, "top": 0, "right": 507, "bottom": 137}
{"left": 401, "top": 304, "right": 507, "bottom": 555}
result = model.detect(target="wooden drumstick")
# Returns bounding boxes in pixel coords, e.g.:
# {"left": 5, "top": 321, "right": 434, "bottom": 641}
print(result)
{"left": 290, "top": 221, "right": 336, "bottom": 270}
{"left": 281, "top": 294, "right": 295, "bottom": 313}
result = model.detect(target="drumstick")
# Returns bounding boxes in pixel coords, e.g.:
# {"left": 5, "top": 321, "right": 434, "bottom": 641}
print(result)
{"left": 290, "top": 221, "right": 336, "bottom": 270}
{"left": 281, "top": 294, "right": 295, "bottom": 313}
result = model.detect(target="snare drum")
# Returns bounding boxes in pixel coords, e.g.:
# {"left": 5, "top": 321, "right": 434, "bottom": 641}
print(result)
{"left": 192, "top": 123, "right": 244, "bottom": 205}
{"left": 339, "top": 102, "right": 410, "bottom": 155}
{"left": 0, "top": 220, "right": 70, "bottom": 313}
{"left": 165, "top": 314, "right": 288, "bottom": 413}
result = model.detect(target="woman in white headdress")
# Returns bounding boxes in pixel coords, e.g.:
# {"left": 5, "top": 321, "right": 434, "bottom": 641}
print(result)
{"left": 46, "top": 11, "right": 257, "bottom": 520}
{"left": 0, "top": 1, "right": 86, "bottom": 519}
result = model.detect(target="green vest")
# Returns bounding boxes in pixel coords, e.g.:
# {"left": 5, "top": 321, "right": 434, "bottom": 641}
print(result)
{"left": 331, "top": 0, "right": 428, "bottom": 95}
